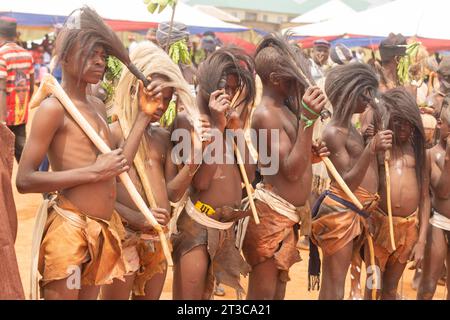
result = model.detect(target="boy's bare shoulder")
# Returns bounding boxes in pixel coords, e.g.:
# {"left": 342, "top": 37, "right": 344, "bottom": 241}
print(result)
{"left": 428, "top": 145, "right": 441, "bottom": 162}
{"left": 36, "top": 96, "right": 66, "bottom": 123}
{"left": 322, "top": 124, "right": 346, "bottom": 140}
{"left": 88, "top": 95, "right": 107, "bottom": 120}
{"left": 252, "top": 103, "right": 272, "bottom": 120}
{"left": 148, "top": 125, "right": 171, "bottom": 144}
{"left": 252, "top": 103, "right": 280, "bottom": 129}
{"left": 322, "top": 124, "right": 348, "bottom": 148}
{"left": 173, "top": 110, "right": 193, "bottom": 131}
{"left": 146, "top": 125, "right": 172, "bottom": 159}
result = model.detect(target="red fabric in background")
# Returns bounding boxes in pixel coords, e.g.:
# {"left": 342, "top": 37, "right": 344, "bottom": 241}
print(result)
{"left": 0, "top": 42, "right": 34, "bottom": 126}
{"left": 416, "top": 38, "right": 450, "bottom": 53}
{"left": 105, "top": 19, "right": 157, "bottom": 32}
{"left": 216, "top": 33, "right": 256, "bottom": 55}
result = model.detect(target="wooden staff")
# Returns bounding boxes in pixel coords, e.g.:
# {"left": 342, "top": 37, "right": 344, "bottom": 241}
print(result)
{"left": 321, "top": 157, "right": 362, "bottom": 209}
{"left": 382, "top": 112, "right": 396, "bottom": 251}
{"left": 29, "top": 74, "right": 173, "bottom": 267}
{"left": 321, "top": 156, "right": 378, "bottom": 300}
{"left": 385, "top": 150, "right": 396, "bottom": 251}
{"left": 228, "top": 88, "right": 260, "bottom": 224}
{"left": 234, "top": 141, "right": 259, "bottom": 224}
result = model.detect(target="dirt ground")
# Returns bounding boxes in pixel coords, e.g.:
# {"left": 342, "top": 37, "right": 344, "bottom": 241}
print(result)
{"left": 12, "top": 109, "right": 448, "bottom": 300}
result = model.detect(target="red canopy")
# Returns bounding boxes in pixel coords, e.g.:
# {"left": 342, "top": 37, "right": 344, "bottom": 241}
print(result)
{"left": 105, "top": 19, "right": 157, "bottom": 32}
{"left": 216, "top": 33, "right": 256, "bottom": 55}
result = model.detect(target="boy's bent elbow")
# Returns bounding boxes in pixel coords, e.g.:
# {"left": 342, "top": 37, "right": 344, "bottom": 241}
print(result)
{"left": 16, "top": 168, "right": 42, "bottom": 193}
{"left": 168, "top": 189, "right": 183, "bottom": 203}
{"left": 16, "top": 175, "right": 31, "bottom": 194}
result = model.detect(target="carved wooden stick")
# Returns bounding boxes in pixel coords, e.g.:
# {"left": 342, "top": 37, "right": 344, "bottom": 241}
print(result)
{"left": 234, "top": 141, "right": 259, "bottom": 224}
{"left": 227, "top": 87, "right": 260, "bottom": 224}
{"left": 385, "top": 151, "right": 396, "bottom": 251}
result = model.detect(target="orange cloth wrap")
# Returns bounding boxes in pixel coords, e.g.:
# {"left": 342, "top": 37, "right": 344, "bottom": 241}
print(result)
{"left": 38, "top": 197, "right": 125, "bottom": 289}
{"left": 370, "top": 208, "right": 418, "bottom": 271}
{"left": 310, "top": 185, "right": 379, "bottom": 256}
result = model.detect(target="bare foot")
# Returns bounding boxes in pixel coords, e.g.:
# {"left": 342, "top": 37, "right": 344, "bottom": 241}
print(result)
{"left": 348, "top": 289, "right": 363, "bottom": 300}
{"left": 214, "top": 284, "right": 225, "bottom": 297}
{"left": 411, "top": 269, "right": 422, "bottom": 291}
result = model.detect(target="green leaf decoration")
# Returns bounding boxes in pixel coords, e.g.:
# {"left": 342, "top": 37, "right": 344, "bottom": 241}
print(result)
{"left": 160, "top": 100, "right": 177, "bottom": 127}
{"left": 158, "top": 5, "right": 166, "bottom": 13}
{"left": 102, "top": 56, "right": 123, "bottom": 104}
{"left": 168, "top": 39, "right": 191, "bottom": 65}
{"left": 144, "top": 0, "right": 177, "bottom": 14}
{"left": 160, "top": 0, "right": 169, "bottom": 5}
{"left": 147, "top": 3, "right": 158, "bottom": 13}
{"left": 397, "top": 42, "right": 421, "bottom": 85}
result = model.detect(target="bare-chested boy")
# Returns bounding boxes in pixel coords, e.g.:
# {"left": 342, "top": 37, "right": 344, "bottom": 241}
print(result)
{"left": 101, "top": 42, "right": 209, "bottom": 300}
{"left": 378, "top": 33, "right": 408, "bottom": 93}
{"left": 418, "top": 97, "right": 450, "bottom": 300}
{"left": 367, "top": 88, "right": 429, "bottom": 300}
{"left": 242, "top": 34, "right": 328, "bottom": 300}
{"left": 171, "top": 47, "right": 256, "bottom": 300}
{"left": 427, "top": 57, "right": 450, "bottom": 118}
{"left": 310, "top": 63, "right": 393, "bottom": 300}
{"left": 16, "top": 8, "right": 161, "bottom": 300}
{"left": 359, "top": 33, "right": 408, "bottom": 136}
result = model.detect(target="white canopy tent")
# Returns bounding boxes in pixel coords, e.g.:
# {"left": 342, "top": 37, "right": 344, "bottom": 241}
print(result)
{"left": 285, "top": 14, "right": 352, "bottom": 37}
{"left": 343, "top": 0, "right": 450, "bottom": 39}
{"left": 0, "top": 0, "right": 248, "bottom": 33}
{"left": 0, "top": 0, "right": 81, "bottom": 18}
{"left": 290, "top": 0, "right": 356, "bottom": 24}
{"left": 287, "top": 0, "right": 450, "bottom": 40}
{"left": 193, "top": 5, "right": 241, "bottom": 23}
